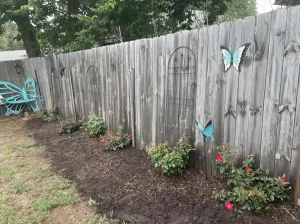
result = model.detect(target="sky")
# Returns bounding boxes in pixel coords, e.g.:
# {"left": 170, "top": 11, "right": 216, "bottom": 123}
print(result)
{"left": 257, "top": 0, "right": 281, "bottom": 14}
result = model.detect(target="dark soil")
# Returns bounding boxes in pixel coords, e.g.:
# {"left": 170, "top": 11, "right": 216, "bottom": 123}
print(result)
{"left": 26, "top": 118, "right": 300, "bottom": 224}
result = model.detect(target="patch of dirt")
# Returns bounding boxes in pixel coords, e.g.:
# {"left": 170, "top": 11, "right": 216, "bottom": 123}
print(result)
{"left": 44, "top": 202, "right": 92, "bottom": 224}
{"left": 27, "top": 118, "right": 300, "bottom": 224}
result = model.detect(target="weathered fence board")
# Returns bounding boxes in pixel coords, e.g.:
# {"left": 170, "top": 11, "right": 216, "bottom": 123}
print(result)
{"left": 247, "top": 12, "right": 272, "bottom": 167}
{"left": 260, "top": 9, "right": 288, "bottom": 176}
{"left": 205, "top": 24, "right": 219, "bottom": 176}
{"left": 194, "top": 27, "right": 208, "bottom": 171}
{"left": 275, "top": 6, "right": 300, "bottom": 178}
{"left": 235, "top": 16, "right": 256, "bottom": 163}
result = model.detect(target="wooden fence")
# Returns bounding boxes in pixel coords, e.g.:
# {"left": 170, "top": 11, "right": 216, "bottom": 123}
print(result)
{"left": 1, "top": 6, "right": 300, "bottom": 202}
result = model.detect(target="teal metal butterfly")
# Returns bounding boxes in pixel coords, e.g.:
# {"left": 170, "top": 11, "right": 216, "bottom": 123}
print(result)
{"left": 221, "top": 43, "right": 251, "bottom": 72}
{"left": 195, "top": 120, "right": 215, "bottom": 141}
{"left": 0, "top": 77, "right": 40, "bottom": 116}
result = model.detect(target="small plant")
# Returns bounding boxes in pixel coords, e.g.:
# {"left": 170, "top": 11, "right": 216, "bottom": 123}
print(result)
{"left": 41, "top": 106, "right": 59, "bottom": 123}
{"left": 58, "top": 120, "right": 82, "bottom": 134}
{"left": 99, "top": 125, "right": 132, "bottom": 151}
{"left": 213, "top": 144, "right": 291, "bottom": 213}
{"left": 86, "top": 115, "right": 106, "bottom": 137}
{"left": 149, "top": 134, "right": 195, "bottom": 176}
{"left": 88, "top": 198, "right": 99, "bottom": 207}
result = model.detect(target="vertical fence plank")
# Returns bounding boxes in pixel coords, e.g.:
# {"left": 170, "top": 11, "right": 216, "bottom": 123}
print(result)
{"left": 156, "top": 35, "right": 167, "bottom": 146}
{"left": 260, "top": 9, "right": 288, "bottom": 176}
{"left": 224, "top": 19, "right": 243, "bottom": 150}
{"left": 140, "top": 38, "right": 154, "bottom": 151}
{"left": 195, "top": 27, "right": 208, "bottom": 171}
{"left": 205, "top": 24, "right": 219, "bottom": 176}
{"left": 235, "top": 16, "right": 256, "bottom": 164}
{"left": 188, "top": 29, "right": 199, "bottom": 169}
{"left": 134, "top": 39, "right": 142, "bottom": 149}
{"left": 211, "top": 21, "right": 230, "bottom": 174}
{"left": 247, "top": 12, "right": 272, "bottom": 167}
{"left": 152, "top": 37, "right": 159, "bottom": 146}
{"left": 275, "top": 6, "right": 300, "bottom": 178}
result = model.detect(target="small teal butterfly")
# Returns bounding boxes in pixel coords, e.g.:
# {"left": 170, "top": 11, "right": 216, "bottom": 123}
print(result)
{"left": 195, "top": 120, "right": 215, "bottom": 141}
{"left": 0, "top": 77, "right": 40, "bottom": 116}
{"left": 221, "top": 43, "right": 251, "bottom": 72}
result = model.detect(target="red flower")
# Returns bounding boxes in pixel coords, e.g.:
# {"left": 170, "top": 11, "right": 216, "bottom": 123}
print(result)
{"left": 281, "top": 174, "right": 287, "bottom": 183}
{"left": 246, "top": 167, "right": 253, "bottom": 172}
{"left": 222, "top": 143, "right": 229, "bottom": 148}
{"left": 225, "top": 202, "right": 234, "bottom": 210}
{"left": 216, "top": 154, "right": 223, "bottom": 162}
{"left": 99, "top": 139, "right": 105, "bottom": 143}
{"left": 58, "top": 128, "right": 63, "bottom": 133}
{"left": 105, "top": 141, "right": 109, "bottom": 145}
{"left": 74, "top": 122, "right": 78, "bottom": 125}
{"left": 128, "top": 135, "right": 132, "bottom": 139}
{"left": 111, "top": 136, "right": 115, "bottom": 140}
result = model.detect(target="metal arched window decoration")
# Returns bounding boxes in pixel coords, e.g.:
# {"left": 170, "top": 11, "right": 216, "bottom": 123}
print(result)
{"left": 85, "top": 65, "right": 102, "bottom": 115}
{"left": 165, "top": 46, "right": 197, "bottom": 142}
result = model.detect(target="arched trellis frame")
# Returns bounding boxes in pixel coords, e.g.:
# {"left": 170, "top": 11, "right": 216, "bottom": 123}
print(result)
{"left": 85, "top": 65, "right": 103, "bottom": 116}
{"left": 165, "top": 46, "right": 197, "bottom": 144}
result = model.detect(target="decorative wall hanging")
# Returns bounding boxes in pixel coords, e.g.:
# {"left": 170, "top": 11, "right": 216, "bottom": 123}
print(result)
{"left": 0, "top": 77, "right": 40, "bottom": 116}
{"left": 221, "top": 43, "right": 251, "bottom": 72}
{"left": 195, "top": 120, "right": 215, "bottom": 141}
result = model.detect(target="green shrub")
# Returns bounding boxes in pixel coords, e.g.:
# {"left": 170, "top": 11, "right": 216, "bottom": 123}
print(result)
{"left": 58, "top": 120, "right": 82, "bottom": 134}
{"left": 86, "top": 115, "right": 106, "bottom": 137}
{"left": 99, "top": 125, "right": 131, "bottom": 151}
{"left": 213, "top": 144, "right": 291, "bottom": 213}
{"left": 41, "top": 106, "right": 59, "bottom": 123}
{"left": 149, "top": 135, "right": 195, "bottom": 176}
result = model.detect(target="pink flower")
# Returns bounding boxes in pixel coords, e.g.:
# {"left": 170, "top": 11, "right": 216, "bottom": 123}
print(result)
{"left": 181, "top": 143, "right": 185, "bottom": 146}
{"left": 128, "top": 135, "right": 132, "bottom": 139}
{"left": 248, "top": 190, "right": 253, "bottom": 194}
{"left": 161, "top": 148, "right": 165, "bottom": 153}
{"left": 225, "top": 202, "right": 234, "bottom": 210}
{"left": 222, "top": 143, "right": 229, "bottom": 148}
{"left": 184, "top": 133, "right": 188, "bottom": 137}
{"left": 246, "top": 167, "right": 253, "bottom": 172}
{"left": 99, "top": 139, "right": 105, "bottom": 143}
{"left": 58, "top": 128, "right": 63, "bottom": 133}
{"left": 111, "top": 136, "right": 115, "bottom": 140}
{"left": 246, "top": 154, "right": 249, "bottom": 158}
{"left": 281, "top": 174, "right": 287, "bottom": 183}
{"left": 216, "top": 154, "right": 223, "bottom": 162}
{"left": 74, "top": 122, "right": 78, "bottom": 125}
{"left": 105, "top": 141, "right": 109, "bottom": 145}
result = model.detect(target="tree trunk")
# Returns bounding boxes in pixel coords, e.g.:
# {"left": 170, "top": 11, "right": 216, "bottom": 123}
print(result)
{"left": 13, "top": 0, "right": 41, "bottom": 57}
{"left": 14, "top": 17, "right": 41, "bottom": 57}
{"left": 68, "top": 0, "right": 79, "bottom": 14}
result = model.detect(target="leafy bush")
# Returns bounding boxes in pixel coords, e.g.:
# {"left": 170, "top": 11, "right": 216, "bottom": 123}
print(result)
{"left": 149, "top": 135, "right": 195, "bottom": 176}
{"left": 41, "top": 106, "right": 59, "bottom": 123}
{"left": 86, "top": 115, "right": 106, "bottom": 137}
{"left": 213, "top": 144, "right": 291, "bottom": 213}
{"left": 99, "top": 125, "right": 131, "bottom": 151}
{"left": 58, "top": 120, "right": 82, "bottom": 134}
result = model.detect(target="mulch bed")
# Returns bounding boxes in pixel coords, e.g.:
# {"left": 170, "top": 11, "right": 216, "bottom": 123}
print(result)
{"left": 26, "top": 118, "right": 300, "bottom": 224}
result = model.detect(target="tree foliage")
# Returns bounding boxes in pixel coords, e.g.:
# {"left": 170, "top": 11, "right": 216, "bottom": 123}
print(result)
{"left": 220, "top": 0, "right": 257, "bottom": 22}
{"left": 0, "top": 22, "right": 24, "bottom": 51}
{"left": 0, "top": 0, "right": 255, "bottom": 56}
